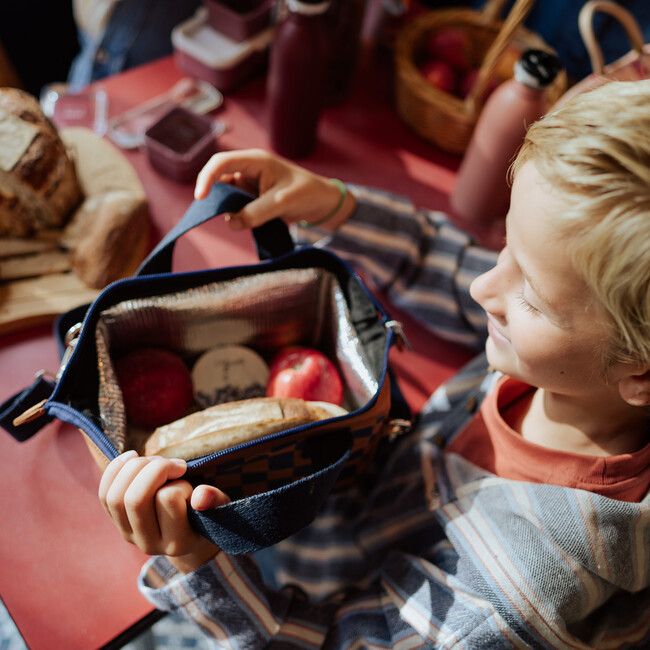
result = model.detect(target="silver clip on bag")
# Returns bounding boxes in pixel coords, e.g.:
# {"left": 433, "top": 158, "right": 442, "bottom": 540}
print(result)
{"left": 1, "top": 183, "right": 411, "bottom": 554}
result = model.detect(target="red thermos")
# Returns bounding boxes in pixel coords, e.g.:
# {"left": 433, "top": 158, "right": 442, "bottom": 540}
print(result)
{"left": 451, "top": 49, "right": 563, "bottom": 226}
{"left": 267, "top": 0, "right": 330, "bottom": 159}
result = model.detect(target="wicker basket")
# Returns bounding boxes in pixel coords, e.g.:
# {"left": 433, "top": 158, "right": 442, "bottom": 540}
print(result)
{"left": 395, "top": 0, "right": 567, "bottom": 155}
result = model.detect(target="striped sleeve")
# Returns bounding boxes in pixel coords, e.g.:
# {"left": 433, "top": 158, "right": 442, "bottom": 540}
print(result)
{"left": 138, "top": 545, "right": 539, "bottom": 649}
{"left": 139, "top": 552, "right": 337, "bottom": 649}
{"left": 295, "top": 184, "right": 498, "bottom": 350}
{"left": 138, "top": 475, "right": 650, "bottom": 649}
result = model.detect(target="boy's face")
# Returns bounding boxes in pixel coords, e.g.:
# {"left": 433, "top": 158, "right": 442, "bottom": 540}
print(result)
{"left": 469, "top": 161, "right": 614, "bottom": 397}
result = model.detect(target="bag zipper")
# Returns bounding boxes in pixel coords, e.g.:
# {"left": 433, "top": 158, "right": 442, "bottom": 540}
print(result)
{"left": 56, "top": 322, "right": 83, "bottom": 381}
{"left": 47, "top": 402, "right": 121, "bottom": 460}
{"left": 385, "top": 319, "right": 411, "bottom": 351}
{"left": 187, "top": 397, "right": 371, "bottom": 470}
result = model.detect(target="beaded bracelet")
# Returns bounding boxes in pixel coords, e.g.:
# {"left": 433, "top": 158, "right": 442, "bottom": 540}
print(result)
{"left": 300, "top": 178, "right": 347, "bottom": 228}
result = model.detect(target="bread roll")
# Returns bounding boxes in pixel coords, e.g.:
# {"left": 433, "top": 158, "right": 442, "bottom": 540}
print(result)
{"left": 0, "top": 87, "right": 81, "bottom": 236}
{"left": 61, "top": 189, "right": 149, "bottom": 288}
{"left": 59, "top": 127, "right": 150, "bottom": 288}
{"left": 144, "top": 397, "right": 347, "bottom": 460}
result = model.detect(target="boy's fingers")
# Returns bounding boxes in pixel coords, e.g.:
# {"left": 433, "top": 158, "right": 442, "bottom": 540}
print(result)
{"left": 155, "top": 479, "right": 196, "bottom": 550}
{"left": 98, "top": 449, "right": 138, "bottom": 505}
{"left": 194, "top": 150, "right": 270, "bottom": 199}
{"left": 99, "top": 455, "right": 187, "bottom": 543}
{"left": 225, "top": 190, "right": 284, "bottom": 230}
{"left": 102, "top": 455, "right": 153, "bottom": 535}
{"left": 190, "top": 484, "right": 231, "bottom": 511}
{"left": 122, "top": 457, "right": 187, "bottom": 546}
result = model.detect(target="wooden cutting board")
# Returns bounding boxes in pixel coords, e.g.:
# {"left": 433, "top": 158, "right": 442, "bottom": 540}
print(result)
{"left": 0, "top": 126, "right": 148, "bottom": 336}
{"left": 0, "top": 272, "right": 99, "bottom": 335}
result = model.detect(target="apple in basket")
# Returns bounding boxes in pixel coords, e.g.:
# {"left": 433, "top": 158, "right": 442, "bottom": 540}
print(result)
{"left": 419, "top": 59, "right": 457, "bottom": 94}
{"left": 425, "top": 27, "right": 471, "bottom": 71}
{"left": 266, "top": 346, "right": 344, "bottom": 406}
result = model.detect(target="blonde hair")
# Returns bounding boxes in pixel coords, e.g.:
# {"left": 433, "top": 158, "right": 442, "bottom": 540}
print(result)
{"left": 512, "top": 80, "right": 650, "bottom": 367}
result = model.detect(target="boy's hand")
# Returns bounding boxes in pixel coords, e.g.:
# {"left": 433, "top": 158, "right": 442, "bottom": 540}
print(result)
{"left": 194, "top": 148, "right": 355, "bottom": 231}
{"left": 99, "top": 451, "right": 229, "bottom": 573}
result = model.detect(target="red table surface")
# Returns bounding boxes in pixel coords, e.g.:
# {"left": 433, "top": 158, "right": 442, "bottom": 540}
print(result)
{"left": 0, "top": 54, "right": 479, "bottom": 649}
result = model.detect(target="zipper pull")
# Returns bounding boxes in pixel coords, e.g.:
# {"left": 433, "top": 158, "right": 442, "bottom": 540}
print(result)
{"left": 13, "top": 399, "right": 47, "bottom": 426}
{"left": 56, "top": 322, "right": 83, "bottom": 381}
{"left": 385, "top": 417, "right": 413, "bottom": 441}
{"left": 385, "top": 320, "right": 411, "bottom": 351}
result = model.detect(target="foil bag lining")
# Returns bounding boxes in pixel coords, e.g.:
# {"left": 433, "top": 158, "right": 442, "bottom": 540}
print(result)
{"left": 95, "top": 267, "right": 380, "bottom": 453}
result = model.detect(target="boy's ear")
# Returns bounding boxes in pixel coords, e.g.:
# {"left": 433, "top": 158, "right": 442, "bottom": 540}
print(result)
{"left": 619, "top": 367, "right": 650, "bottom": 406}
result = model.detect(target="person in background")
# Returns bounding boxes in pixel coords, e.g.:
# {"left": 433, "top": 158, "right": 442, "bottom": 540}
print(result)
{"left": 99, "top": 79, "right": 650, "bottom": 647}
{"left": 67, "top": 0, "right": 201, "bottom": 89}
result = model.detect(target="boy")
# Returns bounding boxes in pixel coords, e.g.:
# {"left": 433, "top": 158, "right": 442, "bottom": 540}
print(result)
{"left": 100, "top": 80, "right": 650, "bottom": 647}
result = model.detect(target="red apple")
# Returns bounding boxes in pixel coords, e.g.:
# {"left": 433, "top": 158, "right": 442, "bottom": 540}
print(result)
{"left": 115, "top": 348, "right": 194, "bottom": 429}
{"left": 419, "top": 59, "right": 457, "bottom": 94}
{"left": 266, "top": 346, "right": 344, "bottom": 406}
{"left": 425, "top": 27, "right": 470, "bottom": 70}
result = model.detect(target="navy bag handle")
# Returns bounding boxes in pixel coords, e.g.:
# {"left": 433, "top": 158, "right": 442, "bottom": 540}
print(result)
{"left": 137, "top": 182, "right": 295, "bottom": 276}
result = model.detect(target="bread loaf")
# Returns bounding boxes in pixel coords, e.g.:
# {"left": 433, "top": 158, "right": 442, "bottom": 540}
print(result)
{"left": 0, "top": 87, "right": 81, "bottom": 237}
{"left": 144, "top": 397, "right": 347, "bottom": 460}
{"left": 61, "top": 189, "right": 149, "bottom": 288}
{"left": 59, "top": 127, "right": 150, "bottom": 288}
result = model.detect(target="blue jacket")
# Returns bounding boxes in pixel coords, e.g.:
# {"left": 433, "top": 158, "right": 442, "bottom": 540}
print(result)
{"left": 67, "top": 0, "right": 200, "bottom": 89}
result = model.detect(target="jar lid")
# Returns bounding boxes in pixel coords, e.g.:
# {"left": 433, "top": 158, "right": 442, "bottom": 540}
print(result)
{"left": 191, "top": 344, "right": 270, "bottom": 408}
{"left": 514, "top": 49, "right": 563, "bottom": 89}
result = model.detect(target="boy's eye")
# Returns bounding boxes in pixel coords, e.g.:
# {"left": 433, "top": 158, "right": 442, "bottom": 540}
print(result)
{"left": 517, "top": 291, "right": 540, "bottom": 315}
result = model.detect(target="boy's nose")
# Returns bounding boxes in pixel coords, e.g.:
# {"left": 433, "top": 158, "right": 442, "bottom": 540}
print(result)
{"left": 470, "top": 262, "right": 507, "bottom": 317}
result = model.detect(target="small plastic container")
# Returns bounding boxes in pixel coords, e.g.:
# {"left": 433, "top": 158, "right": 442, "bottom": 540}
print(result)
{"left": 143, "top": 106, "right": 218, "bottom": 182}
{"left": 108, "top": 78, "right": 223, "bottom": 150}
{"left": 172, "top": 8, "right": 274, "bottom": 92}
{"left": 40, "top": 83, "right": 108, "bottom": 136}
{"left": 203, "top": 0, "right": 276, "bottom": 42}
